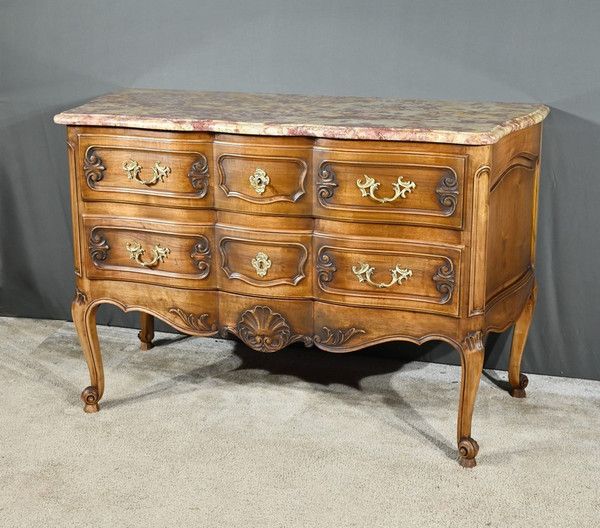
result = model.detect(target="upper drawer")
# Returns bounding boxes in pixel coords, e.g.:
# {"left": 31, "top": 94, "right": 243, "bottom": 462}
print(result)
{"left": 214, "top": 135, "right": 312, "bottom": 216}
{"left": 313, "top": 146, "right": 467, "bottom": 229}
{"left": 77, "top": 130, "right": 213, "bottom": 208}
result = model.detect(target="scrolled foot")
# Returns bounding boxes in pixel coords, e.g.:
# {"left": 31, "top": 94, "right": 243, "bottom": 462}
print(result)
{"left": 509, "top": 374, "right": 529, "bottom": 398}
{"left": 81, "top": 386, "right": 100, "bottom": 413}
{"left": 458, "top": 436, "right": 479, "bottom": 468}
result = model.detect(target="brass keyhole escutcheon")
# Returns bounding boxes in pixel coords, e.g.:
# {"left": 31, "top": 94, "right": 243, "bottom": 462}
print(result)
{"left": 249, "top": 168, "right": 269, "bottom": 195}
{"left": 251, "top": 251, "right": 272, "bottom": 277}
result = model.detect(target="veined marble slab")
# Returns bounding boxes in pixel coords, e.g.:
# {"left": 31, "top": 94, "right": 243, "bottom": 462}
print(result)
{"left": 54, "top": 89, "right": 549, "bottom": 145}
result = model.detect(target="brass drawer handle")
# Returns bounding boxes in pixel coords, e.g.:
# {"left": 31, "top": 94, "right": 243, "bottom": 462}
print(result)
{"left": 352, "top": 261, "right": 412, "bottom": 288}
{"left": 251, "top": 251, "right": 272, "bottom": 277}
{"left": 123, "top": 159, "right": 172, "bottom": 186}
{"left": 249, "top": 168, "right": 269, "bottom": 195}
{"left": 356, "top": 175, "right": 415, "bottom": 203}
{"left": 126, "top": 240, "right": 170, "bottom": 268}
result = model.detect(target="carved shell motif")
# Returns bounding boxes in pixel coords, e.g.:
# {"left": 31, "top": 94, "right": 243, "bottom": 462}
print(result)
{"left": 222, "top": 306, "right": 312, "bottom": 353}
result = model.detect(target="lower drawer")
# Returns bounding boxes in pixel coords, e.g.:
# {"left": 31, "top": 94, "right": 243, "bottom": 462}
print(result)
{"left": 84, "top": 216, "right": 215, "bottom": 289}
{"left": 314, "top": 235, "right": 461, "bottom": 315}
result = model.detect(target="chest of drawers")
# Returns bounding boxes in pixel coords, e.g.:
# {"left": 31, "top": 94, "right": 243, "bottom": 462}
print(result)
{"left": 55, "top": 90, "right": 548, "bottom": 467}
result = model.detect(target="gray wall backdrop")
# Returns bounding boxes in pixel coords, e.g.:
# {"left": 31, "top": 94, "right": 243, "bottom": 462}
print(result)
{"left": 1, "top": 0, "right": 599, "bottom": 380}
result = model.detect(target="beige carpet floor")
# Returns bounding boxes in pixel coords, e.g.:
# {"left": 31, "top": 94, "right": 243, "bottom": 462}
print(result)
{"left": 1, "top": 316, "right": 599, "bottom": 527}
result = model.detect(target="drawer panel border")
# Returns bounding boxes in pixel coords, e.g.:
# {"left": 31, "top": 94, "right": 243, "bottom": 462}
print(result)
{"left": 82, "top": 145, "right": 210, "bottom": 200}
{"left": 316, "top": 244, "right": 459, "bottom": 312}
{"left": 316, "top": 160, "right": 462, "bottom": 216}
{"left": 217, "top": 153, "right": 308, "bottom": 204}
{"left": 218, "top": 236, "right": 309, "bottom": 288}
{"left": 86, "top": 224, "right": 212, "bottom": 281}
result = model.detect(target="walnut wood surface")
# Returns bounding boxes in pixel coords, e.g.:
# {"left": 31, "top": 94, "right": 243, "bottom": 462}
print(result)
{"left": 138, "top": 312, "right": 154, "bottom": 351}
{"left": 64, "top": 113, "right": 544, "bottom": 467}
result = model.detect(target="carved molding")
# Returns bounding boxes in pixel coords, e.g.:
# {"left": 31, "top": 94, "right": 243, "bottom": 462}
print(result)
{"left": 190, "top": 236, "right": 211, "bottom": 278}
{"left": 491, "top": 152, "right": 538, "bottom": 192}
{"left": 314, "top": 326, "right": 365, "bottom": 346}
{"left": 432, "top": 259, "right": 456, "bottom": 304}
{"left": 84, "top": 148, "right": 106, "bottom": 188}
{"left": 463, "top": 331, "right": 484, "bottom": 353}
{"left": 220, "top": 306, "right": 367, "bottom": 352}
{"left": 188, "top": 155, "right": 210, "bottom": 197}
{"left": 169, "top": 308, "right": 217, "bottom": 333}
{"left": 316, "top": 248, "right": 336, "bottom": 286}
{"left": 468, "top": 165, "right": 491, "bottom": 316}
{"left": 316, "top": 163, "right": 338, "bottom": 204}
{"left": 88, "top": 228, "right": 110, "bottom": 263}
{"left": 74, "top": 288, "right": 87, "bottom": 305}
{"left": 435, "top": 170, "right": 459, "bottom": 216}
{"left": 221, "top": 306, "right": 312, "bottom": 353}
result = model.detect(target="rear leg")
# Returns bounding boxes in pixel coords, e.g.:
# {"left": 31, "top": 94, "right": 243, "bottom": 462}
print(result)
{"left": 509, "top": 283, "right": 537, "bottom": 398}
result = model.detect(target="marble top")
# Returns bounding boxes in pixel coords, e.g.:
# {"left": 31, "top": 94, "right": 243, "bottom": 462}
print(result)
{"left": 54, "top": 89, "right": 549, "bottom": 145}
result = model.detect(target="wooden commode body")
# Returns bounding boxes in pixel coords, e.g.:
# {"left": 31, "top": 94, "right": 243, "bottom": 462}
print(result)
{"left": 55, "top": 90, "right": 549, "bottom": 467}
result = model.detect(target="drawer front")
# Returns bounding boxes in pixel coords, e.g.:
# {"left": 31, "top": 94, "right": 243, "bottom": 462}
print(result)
{"left": 216, "top": 226, "right": 312, "bottom": 298}
{"left": 78, "top": 132, "right": 213, "bottom": 207}
{"left": 214, "top": 136, "right": 311, "bottom": 215}
{"left": 84, "top": 217, "right": 215, "bottom": 289}
{"left": 314, "top": 235, "right": 461, "bottom": 315}
{"left": 314, "top": 148, "right": 466, "bottom": 229}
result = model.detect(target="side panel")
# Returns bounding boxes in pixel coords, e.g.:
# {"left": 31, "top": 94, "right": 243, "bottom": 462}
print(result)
{"left": 486, "top": 125, "right": 542, "bottom": 304}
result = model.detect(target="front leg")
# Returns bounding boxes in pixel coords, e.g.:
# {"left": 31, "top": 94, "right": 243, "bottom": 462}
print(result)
{"left": 138, "top": 312, "right": 155, "bottom": 351}
{"left": 508, "top": 282, "right": 537, "bottom": 398}
{"left": 455, "top": 331, "right": 485, "bottom": 468}
{"left": 72, "top": 289, "right": 104, "bottom": 413}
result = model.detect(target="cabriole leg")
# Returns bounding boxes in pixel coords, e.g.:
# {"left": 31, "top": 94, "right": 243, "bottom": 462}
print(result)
{"left": 72, "top": 290, "right": 104, "bottom": 413}
{"left": 456, "top": 331, "right": 485, "bottom": 468}
{"left": 138, "top": 312, "right": 155, "bottom": 351}
{"left": 509, "top": 282, "right": 537, "bottom": 398}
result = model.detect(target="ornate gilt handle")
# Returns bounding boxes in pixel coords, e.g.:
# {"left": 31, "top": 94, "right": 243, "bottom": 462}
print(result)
{"left": 352, "top": 261, "right": 412, "bottom": 288}
{"left": 356, "top": 175, "right": 415, "bottom": 203}
{"left": 126, "top": 240, "right": 170, "bottom": 268}
{"left": 249, "top": 168, "right": 269, "bottom": 195}
{"left": 123, "top": 159, "right": 172, "bottom": 186}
